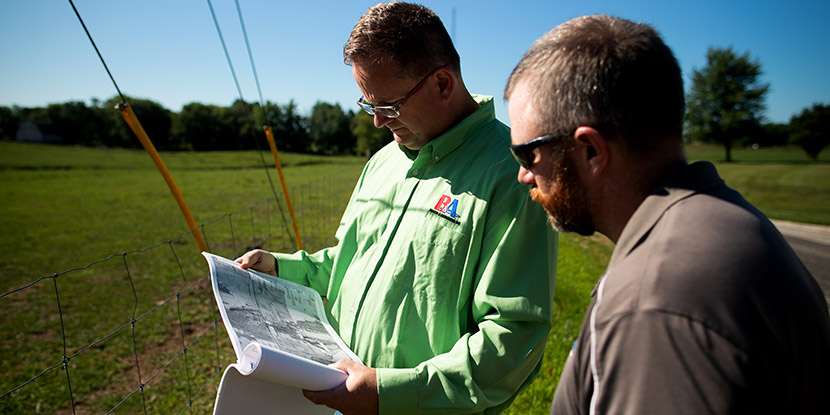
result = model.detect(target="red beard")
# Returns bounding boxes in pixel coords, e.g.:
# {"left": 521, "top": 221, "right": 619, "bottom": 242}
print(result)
{"left": 530, "top": 153, "right": 595, "bottom": 236}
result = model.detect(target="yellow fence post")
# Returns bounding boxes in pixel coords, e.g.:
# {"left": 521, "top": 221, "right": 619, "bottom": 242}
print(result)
{"left": 115, "top": 102, "right": 208, "bottom": 253}
{"left": 263, "top": 125, "right": 303, "bottom": 250}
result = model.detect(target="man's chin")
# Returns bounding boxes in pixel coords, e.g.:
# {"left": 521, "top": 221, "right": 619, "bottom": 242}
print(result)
{"left": 548, "top": 214, "right": 596, "bottom": 236}
{"left": 392, "top": 132, "right": 415, "bottom": 149}
{"left": 531, "top": 188, "right": 595, "bottom": 236}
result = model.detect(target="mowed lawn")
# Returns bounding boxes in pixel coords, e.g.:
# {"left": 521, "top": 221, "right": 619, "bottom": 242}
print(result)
{"left": 0, "top": 141, "right": 826, "bottom": 413}
{"left": 0, "top": 142, "right": 367, "bottom": 413}
{"left": 685, "top": 142, "right": 830, "bottom": 225}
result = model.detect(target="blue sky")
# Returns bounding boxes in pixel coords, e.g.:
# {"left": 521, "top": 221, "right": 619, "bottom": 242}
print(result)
{"left": 1, "top": 0, "right": 828, "bottom": 125}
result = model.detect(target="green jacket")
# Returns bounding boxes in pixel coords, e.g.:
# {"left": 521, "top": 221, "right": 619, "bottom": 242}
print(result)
{"left": 276, "top": 96, "right": 557, "bottom": 414}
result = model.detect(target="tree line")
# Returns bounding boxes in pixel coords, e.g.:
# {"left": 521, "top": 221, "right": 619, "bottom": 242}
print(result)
{"left": 0, "top": 97, "right": 392, "bottom": 157}
{"left": 685, "top": 47, "right": 828, "bottom": 161}
{"left": 1, "top": 47, "right": 828, "bottom": 160}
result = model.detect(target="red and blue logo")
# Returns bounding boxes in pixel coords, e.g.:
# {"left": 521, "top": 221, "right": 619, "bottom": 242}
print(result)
{"left": 430, "top": 194, "right": 461, "bottom": 224}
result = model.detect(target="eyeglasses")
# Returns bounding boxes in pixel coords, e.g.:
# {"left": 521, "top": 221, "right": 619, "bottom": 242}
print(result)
{"left": 356, "top": 64, "right": 449, "bottom": 119}
{"left": 509, "top": 131, "right": 573, "bottom": 169}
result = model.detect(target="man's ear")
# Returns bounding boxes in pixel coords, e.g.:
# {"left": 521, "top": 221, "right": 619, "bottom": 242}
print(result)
{"left": 573, "top": 126, "right": 609, "bottom": 177}
{"left": 435, "top": 69, "right": 455, "bottom": 102}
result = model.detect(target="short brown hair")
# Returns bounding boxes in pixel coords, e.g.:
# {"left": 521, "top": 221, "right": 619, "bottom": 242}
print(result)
{"left": 344, "top": 1, "right": 460, "bottom": 78}
{"left": 505, "top": 15, "right": 685, "bottom": 152}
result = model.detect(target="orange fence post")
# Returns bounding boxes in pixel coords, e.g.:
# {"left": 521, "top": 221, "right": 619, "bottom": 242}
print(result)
{"left": 116, "top": 102, "right": 208, "bottom": 253}
{"left": 263, "top": 125, "right": 303, "bottom": 250}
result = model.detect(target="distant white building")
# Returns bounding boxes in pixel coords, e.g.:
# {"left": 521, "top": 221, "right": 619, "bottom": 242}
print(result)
{"left": 16, "top": 120, "right": 63, "bottom": 143}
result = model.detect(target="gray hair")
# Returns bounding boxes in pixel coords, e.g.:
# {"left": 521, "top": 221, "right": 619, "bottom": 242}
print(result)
{"left": 505, "top": 15, "right": 685, "bottom": 151}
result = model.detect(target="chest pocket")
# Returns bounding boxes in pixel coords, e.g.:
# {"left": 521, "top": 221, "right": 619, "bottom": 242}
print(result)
{"left": 405, "top": 195, "right": 473, "bottom": 301}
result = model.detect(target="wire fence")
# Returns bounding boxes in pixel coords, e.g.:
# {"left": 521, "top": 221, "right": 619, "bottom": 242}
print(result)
{"left": 0, "top": 166, "right": 361, "bottom": 414}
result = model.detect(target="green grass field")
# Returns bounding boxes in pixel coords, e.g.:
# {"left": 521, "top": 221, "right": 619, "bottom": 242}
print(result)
{"left": 0, "top": 141, "right": 827, "bottom": 413}
{"left": 0, "top": 142, "right": 367, "bottom": 413}
{"left": 685, "top": 142, "right": 830, "bottom": 225}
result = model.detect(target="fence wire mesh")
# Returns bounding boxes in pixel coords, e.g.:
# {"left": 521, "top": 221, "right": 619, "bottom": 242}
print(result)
{"left": 0, "top": 166, "right": 361, "bottom": 414}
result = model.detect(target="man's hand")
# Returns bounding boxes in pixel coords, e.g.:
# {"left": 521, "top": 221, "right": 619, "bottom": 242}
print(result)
{"left": 235, "top": 249, "right": 277, "bottom": 276}
{"left": 303, "top": 359, "right": 379, "bottom": 415}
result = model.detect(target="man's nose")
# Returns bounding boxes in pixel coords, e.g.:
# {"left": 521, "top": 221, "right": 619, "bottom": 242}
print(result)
{"left": 517, "top": 165, "right": 535, "bottom": 186}
{"left": 374, "top": 113, "right": 394, "bottom": 128}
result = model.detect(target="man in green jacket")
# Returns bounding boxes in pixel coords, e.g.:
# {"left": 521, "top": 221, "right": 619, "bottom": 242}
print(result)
{"left": 237, "top": 2, "right": 557, "bottom": 414}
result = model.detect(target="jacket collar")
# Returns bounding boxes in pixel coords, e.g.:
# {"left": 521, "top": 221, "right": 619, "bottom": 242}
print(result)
{"left": 609, "top": 161, "right": 725, "bottom": 268}
{"left": 400, "top": 95, "right": 494, "bottom": 161}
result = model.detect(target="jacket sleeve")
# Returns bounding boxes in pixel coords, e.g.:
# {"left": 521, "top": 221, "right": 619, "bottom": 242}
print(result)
{"left": 268, "top": 157, "right": 375, "bottom": 297}
{"left": 272, "top": 246, "right": 338, "bottom": 298}
{"left": 376, "top": 185, "right": 558, "bottom": 414}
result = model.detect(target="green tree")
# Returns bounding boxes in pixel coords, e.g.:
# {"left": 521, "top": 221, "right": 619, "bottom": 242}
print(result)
{"left": 105, "top": 96, "right": 174, "bottom": 149}
{"left": 308, "top": 101, "right": 354, "bottom": 154}
{"left": 790, "top": 103, "right": 830, "bottom": 160}
{"left": 351, "top": 111, "right": 392, "bottom": 157}
{"left": 41, "top": 100, "right": 113, "bottom": 146}
{"left": 685, "top": 47, "right": 769, "bottom": 162}
{"left": 757, "top": 122, "right": 790, "bottom": 147}
{"left": 274, "top": 100, "right": 310, "bottom": 153}
{"left": 251, "top": 100, "right": 282, "bottom": 133}
{"left": 229, "top": 99, "right": 262, "bottom": 150}
{"left": 172, "top": 102, "right": 237, "bottom": 150}
{"left": 0, "top": 106, "right": 20, "bottom": 141}
{"left": 251, "top": 100, "right": 286, "bottom": 151}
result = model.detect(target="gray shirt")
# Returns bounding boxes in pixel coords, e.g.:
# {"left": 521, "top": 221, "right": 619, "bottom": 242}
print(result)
{"left": 551, "top": 161, "right": 830, "bottom": 414}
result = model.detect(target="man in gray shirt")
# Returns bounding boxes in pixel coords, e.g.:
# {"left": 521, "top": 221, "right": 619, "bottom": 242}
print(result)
{"left": 504, "top": 14, "right": 830, "bottom": 414}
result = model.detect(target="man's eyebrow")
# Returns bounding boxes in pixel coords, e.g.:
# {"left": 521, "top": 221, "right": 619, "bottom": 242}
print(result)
{"left": 365, "top": 95, "right": 402, "bottom": 106}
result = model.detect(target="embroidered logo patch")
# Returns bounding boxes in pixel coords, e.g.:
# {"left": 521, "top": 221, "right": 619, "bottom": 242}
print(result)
{"left": 429, "top": 194, "right": 461, "bottom": 224}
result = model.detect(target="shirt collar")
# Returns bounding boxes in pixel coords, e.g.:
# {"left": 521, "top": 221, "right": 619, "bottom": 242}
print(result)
{"left": 609, "top": 161, "right": 725, "bottom": 268}
{"left": 400, "top": 95, "right": 495, "bottom": 161}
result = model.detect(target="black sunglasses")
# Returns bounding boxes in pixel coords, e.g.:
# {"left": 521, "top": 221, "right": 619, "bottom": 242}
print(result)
{"left": 509, "top": 131, "right": 573, "bottom": 169}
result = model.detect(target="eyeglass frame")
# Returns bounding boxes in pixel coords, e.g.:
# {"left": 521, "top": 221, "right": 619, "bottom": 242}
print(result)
{"left": 356, "top": 64, "right": 450, "bottom": 119}
{"left": 509, "top": 130, "right": 575, "bottom": 169}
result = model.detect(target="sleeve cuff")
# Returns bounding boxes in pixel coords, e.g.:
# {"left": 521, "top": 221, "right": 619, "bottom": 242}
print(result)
{"left": 272, "top": 252, "right": 303, "bottom": 284}
{"left": 377, "top": 367, "right": 419, "bottom": 414}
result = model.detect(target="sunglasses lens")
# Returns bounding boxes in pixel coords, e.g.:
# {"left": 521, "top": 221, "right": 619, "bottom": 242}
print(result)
{"left": 510, "top": 148, "right": 531, "bottom": 169}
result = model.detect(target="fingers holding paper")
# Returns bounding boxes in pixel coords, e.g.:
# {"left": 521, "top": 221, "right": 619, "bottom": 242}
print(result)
{"left": 303, "top": 359, "right": 378, "bottom": 415}
{"left": 235, "top": 249, "right": 277, "bottom": 276}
